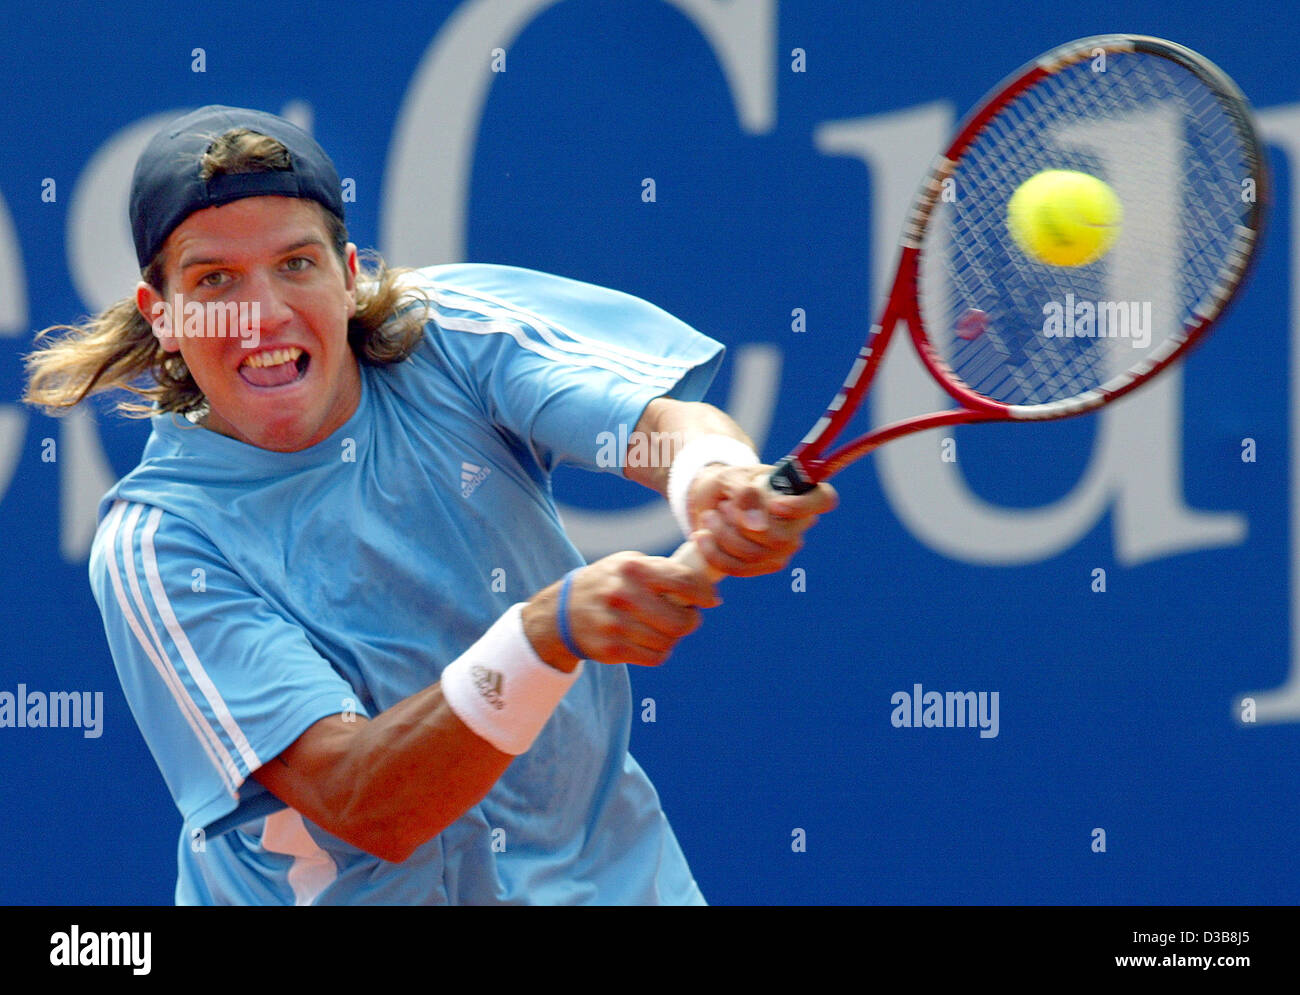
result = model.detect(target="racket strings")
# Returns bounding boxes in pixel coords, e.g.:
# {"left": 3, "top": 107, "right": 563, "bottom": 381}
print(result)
{"left": 920, "top": 48, "right": 1256, "bottom": 408}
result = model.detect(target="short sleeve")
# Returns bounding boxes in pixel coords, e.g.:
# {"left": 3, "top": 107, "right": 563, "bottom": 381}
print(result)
{"left": 406, "top": 264, "right": 726, "bottom": 472}
{"left": 88, "top": 499, "right": 368, "bottom": 837}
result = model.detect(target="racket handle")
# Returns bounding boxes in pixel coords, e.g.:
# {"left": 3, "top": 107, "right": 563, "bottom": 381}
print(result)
{"left": 669, "top": 536, "right": 723, "bottom": 583}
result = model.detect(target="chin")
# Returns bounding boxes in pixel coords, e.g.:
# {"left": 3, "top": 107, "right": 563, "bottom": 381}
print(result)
{"left": 251, "top": 421, "right": 321, "bottom": 452}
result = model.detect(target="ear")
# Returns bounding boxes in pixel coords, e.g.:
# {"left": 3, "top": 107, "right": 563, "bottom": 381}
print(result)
{"left": 343, "top": 243, "right": 359, "bottom": 319}
{"left": 137, "top": 281, "right": 180, "bottom": 353}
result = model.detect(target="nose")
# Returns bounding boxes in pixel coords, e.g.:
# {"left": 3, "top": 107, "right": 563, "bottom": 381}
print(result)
{"left": 241, "top": 268, "right": 293, "bottom": 338}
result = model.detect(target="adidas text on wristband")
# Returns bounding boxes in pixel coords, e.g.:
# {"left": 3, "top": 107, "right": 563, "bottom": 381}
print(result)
{"left": 440, "top": 603, "right": 583, "bottom": 755}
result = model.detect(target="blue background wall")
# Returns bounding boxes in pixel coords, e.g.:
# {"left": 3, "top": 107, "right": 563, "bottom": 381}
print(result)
{"left": 1, "top": 0, "right": 1296, "bottom": 904}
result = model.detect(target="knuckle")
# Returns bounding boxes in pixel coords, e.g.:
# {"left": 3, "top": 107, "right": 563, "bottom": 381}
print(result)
{"left": 617, "top": 556, "right": 649, "bottom": 582}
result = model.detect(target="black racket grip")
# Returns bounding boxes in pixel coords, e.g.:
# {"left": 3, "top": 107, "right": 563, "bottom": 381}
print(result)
{"left": 769, "top": 458, "right": 816, "bottom": 495}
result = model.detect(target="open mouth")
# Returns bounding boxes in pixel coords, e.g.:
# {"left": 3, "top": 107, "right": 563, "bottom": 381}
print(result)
{"left": 238, "top": 347, "right": 310, "bottom": 388}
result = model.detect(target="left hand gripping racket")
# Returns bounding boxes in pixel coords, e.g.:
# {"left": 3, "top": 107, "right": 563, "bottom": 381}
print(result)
{"left": 674, "top": 33, "right": 1266, "bottom": 578}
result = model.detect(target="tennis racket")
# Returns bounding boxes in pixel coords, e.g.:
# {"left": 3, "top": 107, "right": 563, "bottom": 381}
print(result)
{"left": 674, "top": 33, "right": 1265, "bottom": 578}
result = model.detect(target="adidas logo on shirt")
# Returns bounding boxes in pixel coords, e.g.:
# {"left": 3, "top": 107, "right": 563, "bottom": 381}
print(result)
{"left": 470, "top": 664, "right": 504, "bottom": 710}
{"left": 460, "top": 461, "right": 491, "bottom": 498}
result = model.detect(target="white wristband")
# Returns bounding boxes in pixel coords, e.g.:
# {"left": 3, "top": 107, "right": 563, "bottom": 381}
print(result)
{"left": 440, "top": 603, "right": 583, "bottom": 756}
{"left": 666, "top": 433, "right": 760, "bottom": 538}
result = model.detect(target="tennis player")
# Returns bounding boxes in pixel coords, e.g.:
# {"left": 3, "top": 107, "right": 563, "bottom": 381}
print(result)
{"left": 24, "top": 106, "right": 835, "bottom": 904}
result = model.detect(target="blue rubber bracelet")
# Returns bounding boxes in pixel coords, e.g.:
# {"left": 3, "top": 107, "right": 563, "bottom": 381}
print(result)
{"left": 556, "top": 568, "right": 584, "bottom": 659}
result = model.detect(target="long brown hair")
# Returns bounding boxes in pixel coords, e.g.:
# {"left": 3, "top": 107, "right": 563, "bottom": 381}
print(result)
{"left": 24, "top": 128, "right": 428, "bottom": 418}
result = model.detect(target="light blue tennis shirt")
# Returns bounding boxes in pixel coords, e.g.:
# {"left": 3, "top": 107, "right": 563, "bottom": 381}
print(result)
{"left": 89, "top": 264, "right": 724, "bottom": 905}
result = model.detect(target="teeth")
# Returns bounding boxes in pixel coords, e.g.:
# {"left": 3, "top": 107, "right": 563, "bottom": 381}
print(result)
{"left": 242, "top": 347, "right": 303, "bottom": 369}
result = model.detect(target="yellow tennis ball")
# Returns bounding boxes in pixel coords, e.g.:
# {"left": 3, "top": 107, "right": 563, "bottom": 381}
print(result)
{"left": 1007, "top": 170, "right": 1122, "bottom": 267}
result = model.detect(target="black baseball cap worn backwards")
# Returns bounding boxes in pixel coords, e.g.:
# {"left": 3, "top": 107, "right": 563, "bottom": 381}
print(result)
{"left": 129, "top": 105, "right": 344, "bottom": 269}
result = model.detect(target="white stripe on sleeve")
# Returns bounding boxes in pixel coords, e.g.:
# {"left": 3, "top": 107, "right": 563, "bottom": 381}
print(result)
{"left": 138, "top": 506, "right": 262, "bottom": 775}
{"left": 430, "top": 283, "right": 697, "bottom": 380}
{"left": 102, "top": 501, "right": 241, "bottom": 796}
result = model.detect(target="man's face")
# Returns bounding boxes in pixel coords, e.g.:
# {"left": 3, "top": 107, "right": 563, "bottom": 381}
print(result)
{"left": 137, "top": 196, "right": 360, "bottom": 452}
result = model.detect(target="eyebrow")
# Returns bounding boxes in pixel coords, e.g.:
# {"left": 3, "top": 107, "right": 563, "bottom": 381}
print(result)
{"left": 178, "top": 236, "right": 329, "bottom": 272}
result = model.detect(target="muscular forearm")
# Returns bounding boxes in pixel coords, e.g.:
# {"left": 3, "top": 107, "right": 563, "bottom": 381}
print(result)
{"left": 254, "top": 684, "right": 512, "bottom": 863}
{"left": 255, "top": 596, "right": 578, "bottom": 863}
{"left": 624, "top": 398, "right": 755, "bottom": 496}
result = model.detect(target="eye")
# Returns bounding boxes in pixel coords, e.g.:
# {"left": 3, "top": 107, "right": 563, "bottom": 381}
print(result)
{"left": 197, "top": 270, "right": 228, "bottom": 288}
{"left": 284, "top": 256, "right": 314, "bottom": 273}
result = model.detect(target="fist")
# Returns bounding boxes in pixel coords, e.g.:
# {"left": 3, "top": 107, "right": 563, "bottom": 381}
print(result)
{"left": 524, "top": 552, "right": 721, "bottom": 669}
{"left": 687, "top": 464, "right": 838, "bottom": 577}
